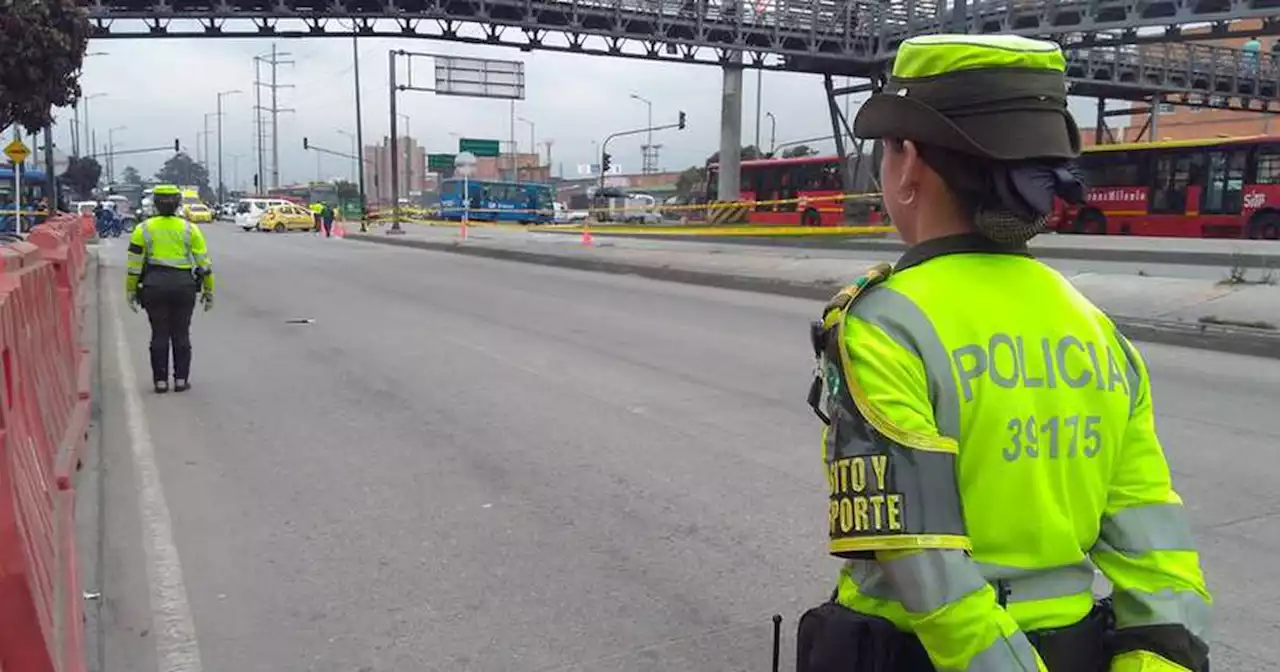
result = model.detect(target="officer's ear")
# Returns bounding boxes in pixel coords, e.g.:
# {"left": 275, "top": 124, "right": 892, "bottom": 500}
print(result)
{"left": 892, "top": 139, "right": 928, "bottom": 197}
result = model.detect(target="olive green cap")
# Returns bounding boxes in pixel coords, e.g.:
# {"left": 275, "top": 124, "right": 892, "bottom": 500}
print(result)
{"left": 153, "top": 184, "right": 181, "bottom": 196}
{"left": 853, "top": 34, "right": 1081, "bottom": 161}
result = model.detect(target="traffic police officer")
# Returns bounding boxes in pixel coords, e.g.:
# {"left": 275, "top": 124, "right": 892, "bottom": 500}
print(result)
{"left": 126, "top": 184, "right": 215, "bottom": 393}
{"left": 799, "top": 35, "right": 1210, "bottom": 672}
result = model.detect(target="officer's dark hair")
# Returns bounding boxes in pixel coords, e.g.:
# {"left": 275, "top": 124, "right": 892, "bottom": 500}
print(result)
{"left": 884, "top": 138, "right": 1086, "bottom": 245}
{"left": 153, "top": 193, "right": 181, "bottom": 217}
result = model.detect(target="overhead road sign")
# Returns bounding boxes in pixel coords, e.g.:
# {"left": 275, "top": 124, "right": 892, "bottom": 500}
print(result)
{"left": 435, "top": 57, "right": 525, "bottom": 100}
{"left": 458, "top": 138, "right": 501, "bottom": 158}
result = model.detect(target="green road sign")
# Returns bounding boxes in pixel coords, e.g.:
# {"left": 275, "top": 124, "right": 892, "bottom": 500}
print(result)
{"left": 427, "top": 153, "right": 456, "bottom": 171}
{"left": 458, "top": 138, "right": 501, "bottom": 157}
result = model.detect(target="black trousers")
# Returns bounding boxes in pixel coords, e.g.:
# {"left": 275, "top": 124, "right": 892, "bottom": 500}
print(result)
{"left": 141, "top": 285, "right": 198, "bottom": 382}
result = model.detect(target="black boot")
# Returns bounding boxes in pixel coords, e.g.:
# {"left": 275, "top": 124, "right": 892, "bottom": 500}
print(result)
{"left": 154, "top": 380, "right": 169, "bottom": 394}
{"left": 174, "top": 379, "right": 190, "bottom": 393}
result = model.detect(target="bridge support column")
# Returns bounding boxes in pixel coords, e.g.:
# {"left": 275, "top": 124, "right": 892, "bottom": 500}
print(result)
{"left": 718, "top": 52, "right": 744, "bottom": 202}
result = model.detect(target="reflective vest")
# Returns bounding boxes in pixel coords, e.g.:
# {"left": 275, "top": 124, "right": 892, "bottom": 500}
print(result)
{"left": 812, "top": 234, "right": 1210, "bottom": 672}
{"left": 126, "top": 215, "right": 215, "bottom": 292}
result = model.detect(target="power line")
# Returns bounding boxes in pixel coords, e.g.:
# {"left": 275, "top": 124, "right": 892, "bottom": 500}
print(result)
{"left": 253, "top": 43, "right": 294, "bottom": 190}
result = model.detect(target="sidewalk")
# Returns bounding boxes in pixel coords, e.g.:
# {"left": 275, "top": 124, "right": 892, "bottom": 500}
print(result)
{"left": 348, "top": 223, "right": 1280, "bottom": 359}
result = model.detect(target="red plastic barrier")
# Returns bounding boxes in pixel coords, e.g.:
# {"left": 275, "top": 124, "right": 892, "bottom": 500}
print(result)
{"left": 0, "top": 215, "right": 93, "bottom": 672}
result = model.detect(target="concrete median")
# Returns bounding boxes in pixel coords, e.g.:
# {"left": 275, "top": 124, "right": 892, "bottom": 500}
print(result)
{"left": 347, "top": 224, "right": 1280, "bottom": 360}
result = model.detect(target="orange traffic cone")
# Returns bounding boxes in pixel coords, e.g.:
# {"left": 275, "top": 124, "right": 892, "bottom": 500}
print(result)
{"left": 334, "top": 222, "right": 347, "bottom": 238}
{"left": 459, "top": 222, "right": 469, "bottom": 241}
{"left": 581, "top": 227, "right": 594, "bottom": 247}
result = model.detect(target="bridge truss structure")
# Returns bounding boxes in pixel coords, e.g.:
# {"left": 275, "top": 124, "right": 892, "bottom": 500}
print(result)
{"left": 82, "top": 0, "right": 1280, "bottom": 197}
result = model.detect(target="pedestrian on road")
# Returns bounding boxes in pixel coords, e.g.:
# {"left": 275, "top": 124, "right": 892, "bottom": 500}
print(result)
{"left": 799, "top": 34, "right": 1210, "bottom": 672}
{"left": 321, "top": 202, "right": 335, "bottom": 238}
{"left": 310, "top": 201, "right": 324, "bottom": 234}
{"left": 126, "top": 184, "right": 215, "bottom": 394}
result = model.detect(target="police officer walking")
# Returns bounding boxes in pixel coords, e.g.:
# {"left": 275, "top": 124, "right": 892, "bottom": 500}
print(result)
{"left": 799, "top": 35, "right": 1210, "bottom": 672}
{"left": 126, "top": 184, "right": 215, "bottom": 393}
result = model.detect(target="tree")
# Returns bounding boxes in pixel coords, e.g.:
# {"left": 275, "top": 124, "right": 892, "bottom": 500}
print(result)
{"left": 334, "top": 180, "right": 361, "bottom": 199}
{"left": 154, "top": 152, "right": 209, "bottom": 190}
{"left": 782, "top": 145, "right": 818, "bottom": 158}
{"left": 61, "top": 156, "right": 101, "bottom": 200}
{"left": 703, "top": 145, "right": 763, "bottom": 165}
{"left": 1, "top": 1, "right": 92, "bottom": 133}
{"left": 121, "top": 166, "right": 142, "bottom": 186}
{"left": 675, "top": 166, "right": 706, "bottom": 201}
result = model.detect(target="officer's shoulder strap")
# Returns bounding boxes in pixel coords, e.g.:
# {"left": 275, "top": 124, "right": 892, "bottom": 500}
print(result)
{"left": 820, "top": 262, "right": 894, "bottom": 330}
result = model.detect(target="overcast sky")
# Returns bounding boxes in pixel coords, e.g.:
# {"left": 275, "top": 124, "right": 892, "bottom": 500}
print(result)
{"left": 67, "top": 20, "right": 1120, "bottom": 190}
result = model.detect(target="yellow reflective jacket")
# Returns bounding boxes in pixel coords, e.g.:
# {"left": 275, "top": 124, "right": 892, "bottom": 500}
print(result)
{"left": 126, "top": 215, "right": 215, "bottom": 295}
{"left": 816, "top": 234, "right": 1210, "bottom": 672}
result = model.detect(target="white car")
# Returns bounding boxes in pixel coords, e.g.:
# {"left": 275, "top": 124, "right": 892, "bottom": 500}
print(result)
{"left": 235, "top": 198, "right": 292, "bottom": 231}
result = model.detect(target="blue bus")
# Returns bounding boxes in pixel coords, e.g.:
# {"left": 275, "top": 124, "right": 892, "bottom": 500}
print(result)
{"left": 437, "top": 178, "right": 554, "bottom": 224}
{"left": 0, "top": 166, "right": 57, "bottom": 234}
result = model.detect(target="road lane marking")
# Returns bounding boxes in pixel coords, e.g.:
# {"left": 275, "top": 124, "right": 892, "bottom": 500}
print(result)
{"left": 108, "top": 282, "right": 205, "bottom": 672}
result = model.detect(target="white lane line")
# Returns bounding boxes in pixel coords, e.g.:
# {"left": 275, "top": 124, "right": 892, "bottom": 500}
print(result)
{"left": 108, "top": 281, "right": 205, "bottom": 672}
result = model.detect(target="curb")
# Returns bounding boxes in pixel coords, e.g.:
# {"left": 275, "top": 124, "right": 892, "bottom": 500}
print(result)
{"left": 347, "top": 233, "right": 1280, "bottom": 360}
{"left": 532, "top": 230, "right": 1280, "bottom": 269}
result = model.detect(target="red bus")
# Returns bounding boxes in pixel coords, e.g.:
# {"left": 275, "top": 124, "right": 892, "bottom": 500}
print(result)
{"left": 706, "top": 155, "right": 856, "bottom": 226}
{"left": 1052, "top": 134, "right": 1280, "bottom": 239}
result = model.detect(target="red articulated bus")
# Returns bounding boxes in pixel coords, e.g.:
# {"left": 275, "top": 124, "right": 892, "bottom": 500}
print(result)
{"left": 1051, "top": 134, "right": 1280, "bottom": 239}
{"left": 705, "top": 155, "right": 852, "bottom": 226}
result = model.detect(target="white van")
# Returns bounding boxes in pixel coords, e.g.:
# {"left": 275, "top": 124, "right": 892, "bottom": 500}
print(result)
{"left": 236, "top": 198, "right": 292, "bottom": 231}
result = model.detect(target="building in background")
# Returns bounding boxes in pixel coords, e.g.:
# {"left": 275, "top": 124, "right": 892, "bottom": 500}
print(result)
{"left": 1080, "top": 21, "right": 1280, "bottom": 144}
{"left": 364, "top": 136, "right": 426, "bottom": 204}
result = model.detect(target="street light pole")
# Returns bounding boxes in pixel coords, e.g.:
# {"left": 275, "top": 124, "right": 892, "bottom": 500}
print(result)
{"left": 352, "top": 32, "right": 368, "bottom": 231}
{"left": 337, "top": 129, "right": 357, "bottom": 181}
{"left": 397, "top": 112, "right": 411, "bottom": 199}
{"left": 517, "top": 116, "right": 535, "bottom": 179}
{"left": 630, "top": 93, "right": 653, "bottom": 173}
{"left": 107, "top": 126, "right": 126, "bottom": 183}
{"left": 765, "top": 111, "right": 777, "bottom": 155}
{"left": 76, "top": 53, "right": 108, "bottom": 156}
{"left": 203, "top": 112, "right": 219, "bottom": 176}
{"left": 82, "top": 93, "right": 107, "bottom": 159}
{"left": 755, "top": 69, "right": 763, "bottom": 151}
{"left": 216, "top": 89, "right": 242, "bottom": 204}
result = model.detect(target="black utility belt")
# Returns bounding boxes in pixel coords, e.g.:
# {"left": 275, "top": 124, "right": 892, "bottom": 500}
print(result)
{"left": 796, "top": 600, "right": 1112, "bottom": 672}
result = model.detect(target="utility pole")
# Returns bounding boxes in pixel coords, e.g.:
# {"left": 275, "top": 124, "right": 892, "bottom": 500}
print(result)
{"left": 254, "top": 56, "right": 264, "bottom": 192}
{"left": 352, "top": 31, "right": 368, "bottom": 231}
{"left": 255, "top": 44, "right": 294, "bottom": 190}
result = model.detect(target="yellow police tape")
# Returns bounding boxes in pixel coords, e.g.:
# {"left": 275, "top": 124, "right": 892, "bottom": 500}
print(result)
{"left": 360, "top": 218, "right": 895, "bottom": 237}
{"left": 366, "top": 191, "right": 883, "bottom": 219}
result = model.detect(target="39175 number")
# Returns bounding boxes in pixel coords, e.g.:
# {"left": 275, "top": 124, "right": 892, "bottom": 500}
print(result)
{"left": 1003, "top": 414, "right": 1102, "bottom": 462}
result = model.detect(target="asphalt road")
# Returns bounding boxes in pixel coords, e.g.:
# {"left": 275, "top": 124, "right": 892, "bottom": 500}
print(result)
{"left": 89, "top": 224, "right": 1280, "bottom": 672}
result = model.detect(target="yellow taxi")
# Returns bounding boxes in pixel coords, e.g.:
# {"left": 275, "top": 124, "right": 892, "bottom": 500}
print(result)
{"left": 183, "top": 203, "right": 214, "bottom": 223}
{"left": 260, "top": 203, "right": 317, "bottom": 232}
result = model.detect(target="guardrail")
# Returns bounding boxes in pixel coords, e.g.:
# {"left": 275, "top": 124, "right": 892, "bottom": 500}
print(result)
{"left": 0, "top": 213, "right": 95, "bottom": 672}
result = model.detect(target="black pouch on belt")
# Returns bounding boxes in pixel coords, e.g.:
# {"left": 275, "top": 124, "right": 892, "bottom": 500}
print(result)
{"left": 1027, "top": 600, "right": 1114, "bottom": 672}
{"left": 796, "top": 600, "right": 933, "bottom": 672}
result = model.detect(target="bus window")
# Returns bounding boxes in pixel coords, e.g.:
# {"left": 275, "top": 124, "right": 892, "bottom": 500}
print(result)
{"left": 1080, "top": 153, "right": 1145, "bottom": 187}
{"left": 1203, "top": 149, "right": 1247, "bottom": 214}
{"left": 1150, "top": 151, "right": 1199, "bottom": 215}
{"left": 1252, "top": 145, "right": 1280, "bottom": 185}
{"left": 751, "top": 165, "right": 783, "bottom": 211}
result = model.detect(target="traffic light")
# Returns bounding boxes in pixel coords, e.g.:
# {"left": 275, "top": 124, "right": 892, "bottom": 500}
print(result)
{"left": 601, "top": 152, "right": 612, "bottom": 173}
{"left": 303, "top": 137, "right": 310, "bottom": 149}
{"left": 678, "top": 111, "right": 686, "bottom": 130}
{"left": 253, "top": 173, "right": 259, "bottom": 189}
{"left": 173, "top": 138, "right": 180, "bottom": 152}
